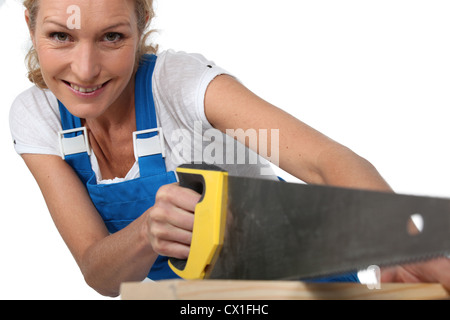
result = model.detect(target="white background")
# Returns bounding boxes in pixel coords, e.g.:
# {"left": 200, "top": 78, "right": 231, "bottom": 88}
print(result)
{"left": 1, "top": 0, "right": 449, "bottom": 299}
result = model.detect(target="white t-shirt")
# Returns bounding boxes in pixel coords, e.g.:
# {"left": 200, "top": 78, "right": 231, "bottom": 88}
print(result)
{"left": 9, "top": 50, "right": 276, "bottom": 183}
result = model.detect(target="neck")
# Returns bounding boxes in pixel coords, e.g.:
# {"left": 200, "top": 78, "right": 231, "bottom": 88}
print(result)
{"left": 81, "top": 76, "right": 138, "bottom": 179}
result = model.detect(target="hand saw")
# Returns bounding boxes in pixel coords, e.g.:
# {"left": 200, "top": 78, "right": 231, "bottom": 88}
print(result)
{"left": 168, "top": 163, "right": 450, "bottom": 280}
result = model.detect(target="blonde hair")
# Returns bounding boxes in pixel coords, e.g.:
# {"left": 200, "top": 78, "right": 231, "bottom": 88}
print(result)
{"left": 23, "top": 0, "right": 157, "bottom": 89}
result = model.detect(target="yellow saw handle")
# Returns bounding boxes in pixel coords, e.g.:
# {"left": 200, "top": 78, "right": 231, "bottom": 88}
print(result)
{"left": 168, "top": 164, "right": 228, "bottom": 279}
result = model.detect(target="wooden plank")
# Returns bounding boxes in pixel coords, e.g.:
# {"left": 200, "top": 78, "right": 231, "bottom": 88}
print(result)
{"left": 120, "top": 280, "right": 449, "bottom": 300}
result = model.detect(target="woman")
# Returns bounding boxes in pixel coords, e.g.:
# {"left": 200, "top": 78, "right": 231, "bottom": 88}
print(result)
{"left": 10, "top": 0, "right": 449, "bottom": 297}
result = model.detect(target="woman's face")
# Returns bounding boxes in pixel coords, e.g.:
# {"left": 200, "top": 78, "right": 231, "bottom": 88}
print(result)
{"left": 28, "top": 0, "right": 140, "bottom": 119}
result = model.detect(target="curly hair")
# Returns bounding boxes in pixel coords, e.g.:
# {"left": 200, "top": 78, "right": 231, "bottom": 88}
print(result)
{"left": 23, "top": 0, "right": 157, "bottom": 89}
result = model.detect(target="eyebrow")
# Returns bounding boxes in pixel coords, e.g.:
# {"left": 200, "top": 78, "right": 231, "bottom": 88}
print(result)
{"left": 101, "top": 22, "right": 132, "bottom": 32}
{"left": 43, "top": 19, "right": 69, "bottom": 30}
{"left": 43, "top": 19, "right": 132, "bottom": 32}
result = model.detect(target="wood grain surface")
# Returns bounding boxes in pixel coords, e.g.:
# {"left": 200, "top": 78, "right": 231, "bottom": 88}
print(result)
{"left": 120, "top": 280, "right": 450, "bottom": 300}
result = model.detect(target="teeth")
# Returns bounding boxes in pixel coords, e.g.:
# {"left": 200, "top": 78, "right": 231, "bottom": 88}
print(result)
{"left": 70, "top": 83, "right": 103, "bottom": 93}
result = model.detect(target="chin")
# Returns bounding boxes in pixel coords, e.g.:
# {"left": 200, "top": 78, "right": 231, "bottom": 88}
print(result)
{"left": 62, "top": 99, "right": 109, "bottom": 119}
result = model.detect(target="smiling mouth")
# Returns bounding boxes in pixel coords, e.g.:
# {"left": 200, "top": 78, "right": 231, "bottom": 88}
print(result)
{"left": 63, "top": 80, "right": 109, "bottom": 93}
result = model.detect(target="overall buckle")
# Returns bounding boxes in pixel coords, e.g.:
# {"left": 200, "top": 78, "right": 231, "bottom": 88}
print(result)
{"left": 133, "top": 128, "right": 166, "bottom": 161}
{"left": 58, "top": 127, "right": 91, "bottom": 160}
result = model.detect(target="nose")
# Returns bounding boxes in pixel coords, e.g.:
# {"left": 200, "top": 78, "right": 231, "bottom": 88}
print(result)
{"left": 71, "top": 41, "right": 101, "bottom": 83}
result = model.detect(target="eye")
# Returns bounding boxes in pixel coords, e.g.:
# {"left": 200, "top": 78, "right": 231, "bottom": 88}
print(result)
{"left": 50, "top": 32, "right": 71, "bottom": 42}
{"left": 104, "top": 32, "right": 123, "bottom": 42}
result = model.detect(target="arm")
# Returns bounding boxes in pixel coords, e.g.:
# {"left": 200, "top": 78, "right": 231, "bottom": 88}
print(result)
{"left": 22, "top": 154, "right": 197, "bottom": 297}
{"left": 205, "top": 75, "right": 450, "bottom": 290}
{"left": 204, "top": 75, "right": 392, "bottom": 192}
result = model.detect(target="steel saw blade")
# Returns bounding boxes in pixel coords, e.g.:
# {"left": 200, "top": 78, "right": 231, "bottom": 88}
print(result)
{"left": 169, "top": 164, "right": 450, "bottom": 280}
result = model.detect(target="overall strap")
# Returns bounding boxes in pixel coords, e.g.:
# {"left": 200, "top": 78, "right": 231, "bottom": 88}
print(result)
{"left": 58, "top": 101, "right": 93, "bottom": 181}
{"left": 134, "top": 54, "right": 169, "bottom": 177}
{"left": 60, "top": 102, "right": 82, "bottom": 130}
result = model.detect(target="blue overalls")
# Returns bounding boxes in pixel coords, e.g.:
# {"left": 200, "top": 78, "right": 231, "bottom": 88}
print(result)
{"left": 58, "top": 54, "right": 179, "bottom": 280}
{"left": 58, "top": 54, "right": 359, "bottom": 283}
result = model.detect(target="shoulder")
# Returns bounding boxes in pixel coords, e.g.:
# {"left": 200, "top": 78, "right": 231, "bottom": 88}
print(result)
{"left": 155, "top": 50, "right": 219, "bottom": 71}
{"left": 154, "top": 50, "right": 230, "bottom": 92}
{"left": 11, "top": 85, "right": 59, "bottom": 119}
{"left": 152, "top": 50, "right": 232, "bottom": 124}
{"left": 10, "top": 86, "right": 61, "bottom": 155}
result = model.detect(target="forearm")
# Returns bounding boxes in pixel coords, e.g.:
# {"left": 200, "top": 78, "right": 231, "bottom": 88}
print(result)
{"left": 314, "top": 144, "right": 393, "bottom": 192}
{"left": 79, "top": 212, "right": 157, "bottom": 297}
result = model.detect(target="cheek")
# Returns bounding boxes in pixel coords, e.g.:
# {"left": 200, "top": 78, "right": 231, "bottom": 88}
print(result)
{"left": 40, "top": 62, "right": 67, "bottom": 96}
{"left": 108, "top": 46, "right": 138, "bottom": 79}
{"left": 34, "top": 40, "right": 68, "bottom": 85}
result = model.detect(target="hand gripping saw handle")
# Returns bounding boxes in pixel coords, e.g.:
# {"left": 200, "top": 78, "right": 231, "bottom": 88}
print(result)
{"left": 168, "top": 164, "right": 228, "bottom": 279}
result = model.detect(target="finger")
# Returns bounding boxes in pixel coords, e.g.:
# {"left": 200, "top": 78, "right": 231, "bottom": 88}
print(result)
{"left": 173, "top": 186, "right": 202, "bottom": 212}
{"left": 150, "top": 204, "right": 195, "bottom": 232}
{"left": 149, "top": 217, "right": 193, "bottom": 246}
{"left": 167, "top": 207, "right": 195, "bottom": 232}
{"left": 149, "top": 219, "right": 192, "bottom": 259}
{"left": 156, "top": 183, "right": 202, "bottom": 213}
{"left": 161, "top": 221, "right": 193, "bottom": 246}
{"left": 153, "top": 238, "right": 190, "bottom": 260}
